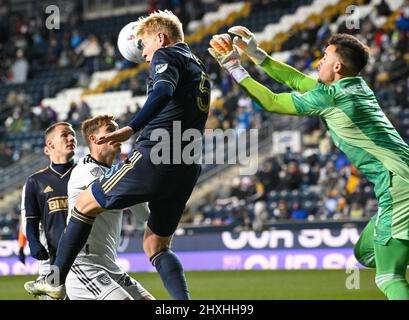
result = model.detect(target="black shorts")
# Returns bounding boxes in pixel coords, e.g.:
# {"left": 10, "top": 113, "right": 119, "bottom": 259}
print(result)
{"left": 92, "top": 147, "right": 201, "bottom": 237}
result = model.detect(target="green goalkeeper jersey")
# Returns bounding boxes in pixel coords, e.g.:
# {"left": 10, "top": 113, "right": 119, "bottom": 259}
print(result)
{"left": 291, "top": 76, "right": 409, "bottom": 199}
{"left": 239, "top": 57, "right": 409, "bottom": 241}
{"left": 240, "top": 57, "right": 409, "bottom": 199}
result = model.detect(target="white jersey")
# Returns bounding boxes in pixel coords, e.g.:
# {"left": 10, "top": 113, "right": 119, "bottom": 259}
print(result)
{"left": 68, "top": 154, "right": 149, "bottom": 273}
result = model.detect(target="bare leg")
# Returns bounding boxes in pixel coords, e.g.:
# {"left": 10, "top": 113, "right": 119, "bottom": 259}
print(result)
{"left": 144, "top": 226, "right": 190, "bottom": 299}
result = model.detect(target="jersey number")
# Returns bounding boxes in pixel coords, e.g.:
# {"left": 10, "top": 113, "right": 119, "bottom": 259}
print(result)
{"left": 197, "top": 71, "right": 210, "bottom": 113}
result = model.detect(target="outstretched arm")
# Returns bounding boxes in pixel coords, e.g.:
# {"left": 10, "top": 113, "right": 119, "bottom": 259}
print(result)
{"left": 240, "top": 77, "right": 297, "bottom": 115}
{"left": 229, "top": 26, "right": 317, "bottom": 93}
{"left": 259, "top": 56, "right": 317, "bottom": 93}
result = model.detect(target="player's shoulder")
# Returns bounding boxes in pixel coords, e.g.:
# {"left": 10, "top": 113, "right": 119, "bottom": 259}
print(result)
{"left": 334, "top": 76, "right": 371, "bottom": 95}
{"left": 27, "top": 166, "right": 50, "bottom": 180}
{"left": 313, "top": 81, "right": 337, "bottom": 96}
{"left": 296, "top": 81, "right": 338, "bottom": 104}
{"left": 154, "top": 42, "right": 191, "bottom": 63}
{"left": 72, "top": 154, "right": 106, "bottom": 179}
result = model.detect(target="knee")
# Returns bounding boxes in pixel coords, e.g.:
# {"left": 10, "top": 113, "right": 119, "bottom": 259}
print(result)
{"left": 143, "top": 226, "right": 172, "bottom": 258}
{"left": 75, "top": 188, "right": 103, "bottom": 217}
{"left": 354, "top": 243, "right": 376, "bottom": 269}
{"left": 143, "top": 237, "right": 170, "bottom": 258}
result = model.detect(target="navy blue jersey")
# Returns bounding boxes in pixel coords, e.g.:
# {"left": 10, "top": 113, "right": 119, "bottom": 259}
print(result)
{"left": 24, "top": 163, "right": 75, "bottom": 257}
{"left": 138, "top": 42, "right": 210, "bottom": 148}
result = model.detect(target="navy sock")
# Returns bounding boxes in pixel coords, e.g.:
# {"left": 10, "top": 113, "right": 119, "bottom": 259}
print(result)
{"left": 52, "top": 208, "right": 95, "bottom": 285}
{"left": 151, "top": 249, "right": 190, "bottom": 300}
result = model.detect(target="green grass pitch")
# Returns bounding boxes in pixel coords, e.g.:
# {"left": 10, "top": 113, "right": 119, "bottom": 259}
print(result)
{"left": 0, "top": 269, "right": 391, "bottom": 300}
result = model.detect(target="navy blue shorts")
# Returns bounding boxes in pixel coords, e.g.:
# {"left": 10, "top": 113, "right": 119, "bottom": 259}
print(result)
{"left": 92, "top": 147, "right": 201, "bottom": 237}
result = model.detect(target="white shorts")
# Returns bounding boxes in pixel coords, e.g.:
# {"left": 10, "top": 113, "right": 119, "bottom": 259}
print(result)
{"left": 66, "top": 263, "right": 153, "bottom": 300}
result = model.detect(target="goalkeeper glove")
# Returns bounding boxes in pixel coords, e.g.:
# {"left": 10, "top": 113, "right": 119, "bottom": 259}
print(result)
{"left": 228, "top": 26, "right": 267, "bottom": 65}
{"left": 208, "top": 33, "right": 250, "bottom": 83}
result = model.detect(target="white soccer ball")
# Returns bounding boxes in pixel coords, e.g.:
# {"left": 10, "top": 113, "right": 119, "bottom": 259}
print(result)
{"left": 117, "top": 21, "right": 144, "bottom": 63}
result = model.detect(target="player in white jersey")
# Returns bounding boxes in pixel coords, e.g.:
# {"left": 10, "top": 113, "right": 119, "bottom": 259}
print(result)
{"left": 65, "top": 115, "right": 154, "bottom": 300}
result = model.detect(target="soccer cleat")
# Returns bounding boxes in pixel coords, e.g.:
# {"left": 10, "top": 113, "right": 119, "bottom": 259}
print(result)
{"left": 24, "top": 276, "right": 66, "bottom": 300}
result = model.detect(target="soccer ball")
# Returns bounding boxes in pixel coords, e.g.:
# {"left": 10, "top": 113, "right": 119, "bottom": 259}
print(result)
{"left": 117, "top": 21, "right": 144, "bottom": 63}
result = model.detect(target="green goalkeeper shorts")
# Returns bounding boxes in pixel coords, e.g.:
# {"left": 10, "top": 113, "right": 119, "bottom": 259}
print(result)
{"left": 372, "top": 172, "right": 409, "bottom": 245}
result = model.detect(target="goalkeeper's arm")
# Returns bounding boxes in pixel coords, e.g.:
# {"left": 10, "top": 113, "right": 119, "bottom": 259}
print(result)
{"left": 259, "top": 56, "right": 317, "bottom": 94}
{"left": 239, "top": 76, "right": 298, "bottom": 115}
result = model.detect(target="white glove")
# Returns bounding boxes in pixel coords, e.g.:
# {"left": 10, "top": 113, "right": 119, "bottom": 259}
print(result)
{"left": 228, "top": 26, "right": 267, "bottom": 65}
{"left": 208, "top": 33, "right": 250, "bottom": 83}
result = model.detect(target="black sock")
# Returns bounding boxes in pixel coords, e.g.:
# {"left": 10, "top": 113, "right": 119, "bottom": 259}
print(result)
{"left": 151, "top": 248, "right": 190, "bottom": 300}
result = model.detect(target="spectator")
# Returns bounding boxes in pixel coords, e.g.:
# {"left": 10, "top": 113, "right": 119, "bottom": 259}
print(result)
{"left": 77, "top": 96, "right": 91, "bottom": 122}
{"left": 252, "top": 201, "right": 268, "bottom": 231}
{"left": 39, "top": 103, "right": 58, "bottom": 129}
{"left": 396, "top": 6, "right": 409, "bottom": 32}
{"left": 65, "top": 101, "right": 80, "bottom": 128}
{"left": 290, "top": 201, "right": 308, "bottom": 220}
{"left": 70, "top": 30, "right": 82, "bottom": 49}
{"left": 10, "top": 49, "right": 28, "bottom": 84}
{"left": 350, "top": 201, "right": 364, "bottom": 219}
{"left": 282, "top": 161, "right": 302, "bottom": 190}
{"left": 323, "top": 189, "right": 339, "bottom": 218}
{"left": 273, "top": 199, "right": 289, "bottom": 220}
{"left": 0, "top": 141, "right": 13, "bottom": 168}
{"left": 75, "top": 34, "right": 101, "bottom": 74}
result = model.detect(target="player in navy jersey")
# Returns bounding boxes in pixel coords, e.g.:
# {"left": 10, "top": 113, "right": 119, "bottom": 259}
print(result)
{"left": 25, "top": 10, "right": 210, "bottom": 300}
{"left": 23, "top": 122, "right": 76, "bottom": 298}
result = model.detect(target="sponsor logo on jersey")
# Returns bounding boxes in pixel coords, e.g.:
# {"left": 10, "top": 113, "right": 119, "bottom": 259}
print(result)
{"left": 96, "top": 273, "right": 112, "bottom": 286}
{"left": 155, "top": 63, "right": 168, "bottom": 74}
{"left": 43, "top": 185, "right": 54, "bottom": 193}
{"left": 47, "top": 196, "right": 68, "bottom": 213}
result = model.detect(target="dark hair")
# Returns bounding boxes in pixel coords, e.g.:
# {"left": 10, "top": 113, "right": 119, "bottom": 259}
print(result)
{"left": 328, "top": 33, "right": 370, "bottom": 75}
{"left": 44, "top": 122, "right": 72, "bottom": 144}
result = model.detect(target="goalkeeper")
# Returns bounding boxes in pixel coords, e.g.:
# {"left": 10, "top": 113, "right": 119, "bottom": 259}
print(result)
{"left": 209, "top": 27, "right": 409, "bottom": 300}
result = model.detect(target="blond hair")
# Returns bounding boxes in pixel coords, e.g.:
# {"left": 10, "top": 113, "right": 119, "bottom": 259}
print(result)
{"left": 81, "top": 115, "right": 116, "bottom": 147}
{"left": 135, "top": 10, "right": 184, "bottom": 43}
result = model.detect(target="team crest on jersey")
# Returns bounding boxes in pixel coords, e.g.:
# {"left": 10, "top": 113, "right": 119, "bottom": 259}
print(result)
{"left": 96, "top": 273, "right": 112, "bottom": 286}
{"left": 155, "top": 63, "right": 168, "bottom": 73}
{"left": 90, "top": 167, "right": 103, "bottom": 177}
